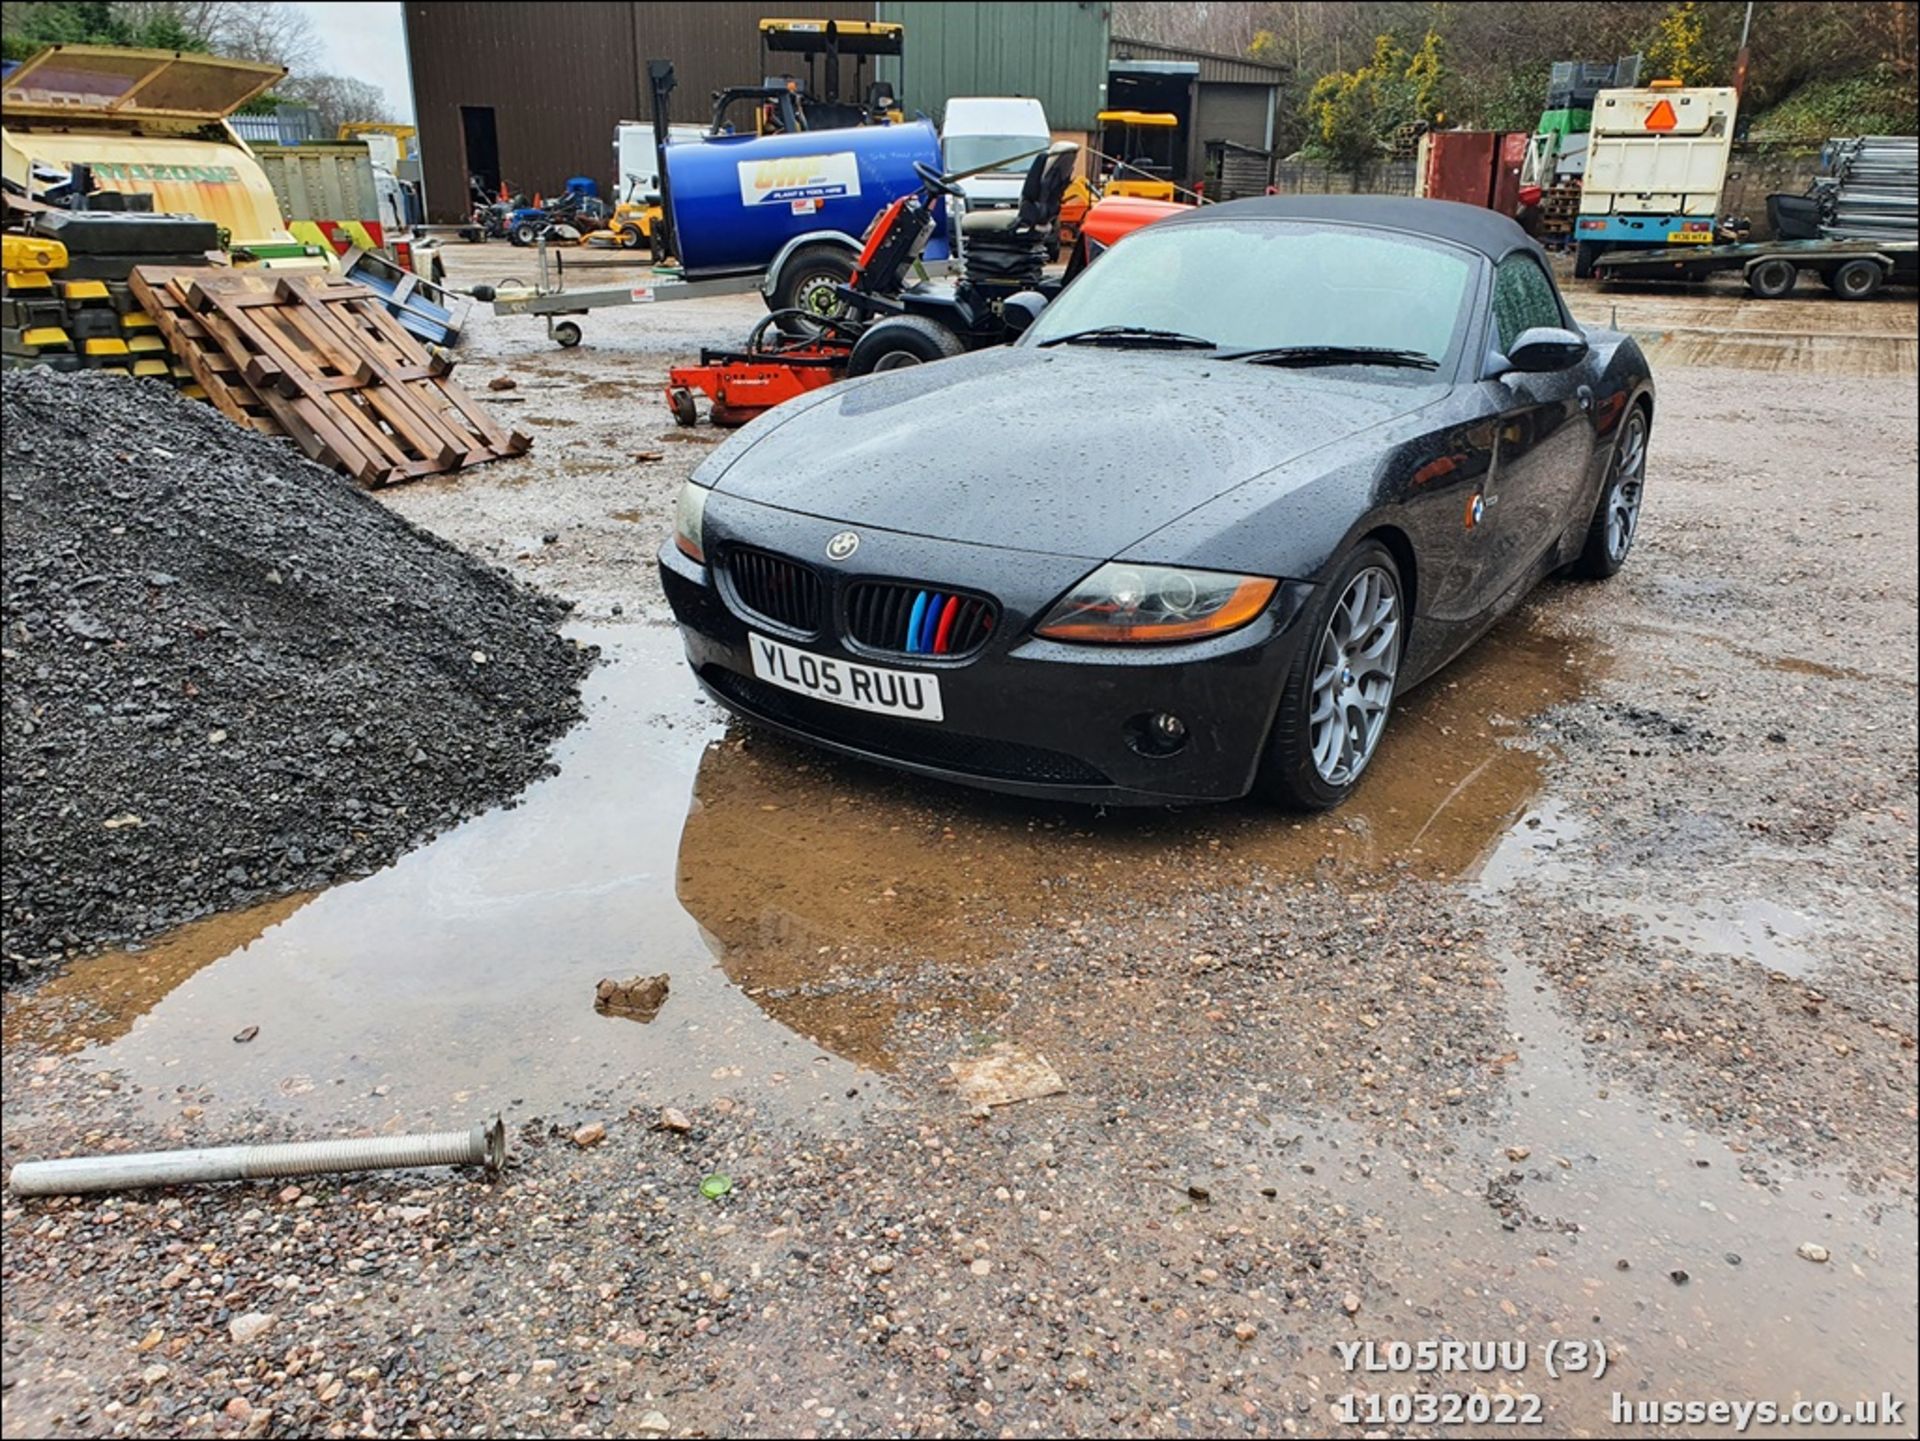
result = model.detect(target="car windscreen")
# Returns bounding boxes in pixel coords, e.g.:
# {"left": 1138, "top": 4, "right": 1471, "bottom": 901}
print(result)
{"left": 945, "top": 134, "right": 1049, "bottom": 175}
{"left": 1028, "top": 219, "right": 1478, "bottom": 367}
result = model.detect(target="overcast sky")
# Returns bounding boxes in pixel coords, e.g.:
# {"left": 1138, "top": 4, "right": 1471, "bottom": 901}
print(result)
{"left": 292, "top": 1, "right": 414, "bottom": 122}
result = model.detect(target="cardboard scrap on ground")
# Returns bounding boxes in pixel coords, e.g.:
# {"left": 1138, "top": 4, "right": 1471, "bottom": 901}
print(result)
{"left": 949, "top": 1043, "right": 1067, "bottom": 1109}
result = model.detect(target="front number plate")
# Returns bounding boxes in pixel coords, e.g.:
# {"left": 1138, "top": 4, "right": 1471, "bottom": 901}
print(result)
{"left": 749, "top": 633, "right": 944, "bottom": 722}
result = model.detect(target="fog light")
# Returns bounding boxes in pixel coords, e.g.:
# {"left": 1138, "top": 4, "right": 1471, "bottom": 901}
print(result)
{"left": 1125, "top": 710, "right": 1189, "bottom": 757}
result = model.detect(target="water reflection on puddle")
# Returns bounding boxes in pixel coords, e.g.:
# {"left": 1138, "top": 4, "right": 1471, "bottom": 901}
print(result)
{"left": 11, "top": 615, "right": 1598, "bottom": 1125}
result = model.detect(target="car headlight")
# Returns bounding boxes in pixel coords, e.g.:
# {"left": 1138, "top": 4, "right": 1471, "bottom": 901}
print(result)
{"left": 1035, "top": 562, "right": 1277, "bottom": 644}
{"left": 673, "top": 480, "right": 710, "bottom": 563}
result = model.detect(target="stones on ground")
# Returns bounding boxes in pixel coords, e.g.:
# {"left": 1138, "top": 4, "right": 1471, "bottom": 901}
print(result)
{"left": 1506, "top": 1144, "right": 1531, "bottom": 1161}
{"left": 1796, "top": 1242, "right": 1830, "bottom": 1263}
{"left": 658, "top": 1106, "right": 692, "bottom": 1133}
{"left": 0, "top": 369, "right": 592, "bottom": 981}
{"left": 227, "top": 1312, "right": 275, "bottom": 1345}
{"left": 572, "top": 1122, "right": 607, "bottom": 1148}
{"left": 487, "top": 376, "right": 517, "bottom": 391}
{"left": 595, "top": 973, "right": 669, "bottom": 1022}
{"left": 868, "top": 1254, "right": 895, "bottom": 1275}
{"left": 232, "top": 1025, "right": 258, "bottom": 1044}
{"left": 637, "top": 1412, "right": 670, "bottom": 1434}
{"left": 1342, "top": 1292, "right": 1362, "bottom": 1315}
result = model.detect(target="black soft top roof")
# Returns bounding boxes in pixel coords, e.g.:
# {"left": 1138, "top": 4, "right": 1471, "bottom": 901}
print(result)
{"left": 1161, "top": 193, "right": 1540, "bottom": 263}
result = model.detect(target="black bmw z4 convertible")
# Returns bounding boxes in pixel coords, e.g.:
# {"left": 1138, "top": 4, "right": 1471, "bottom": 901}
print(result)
{"left": 660, "top": 195, "right": 1654, "bottom": 809}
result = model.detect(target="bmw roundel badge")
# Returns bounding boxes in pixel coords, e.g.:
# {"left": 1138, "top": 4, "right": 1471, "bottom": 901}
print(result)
{"left": 826, "top": 531, "right": 860, "bottom": 561}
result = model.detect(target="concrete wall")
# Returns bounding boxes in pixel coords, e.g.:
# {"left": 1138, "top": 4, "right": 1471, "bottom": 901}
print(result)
{"left": 1723, "top": 141, "right": 1822, "bottom": 236}
{"left": 1272, "top": 158, "right": 1418, "bottom": 197}
{"left": 1271, "top": 141, "right": 1820, "bottom": 235}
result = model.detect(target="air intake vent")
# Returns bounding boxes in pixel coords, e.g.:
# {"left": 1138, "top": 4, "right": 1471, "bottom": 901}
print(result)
{"left": 845, "top": 581, "right": 996, "bottom": 657}
{"left": 724, "top": 546, "right": 821, "bottom": 634}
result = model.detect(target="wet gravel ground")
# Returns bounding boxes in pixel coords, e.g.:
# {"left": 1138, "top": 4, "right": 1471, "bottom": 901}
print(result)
{"left": 1, "top": 256, "right": 1914, "bottom": 1437}
{"left": 0, "top": 370, "right": 593, "bottom": 980}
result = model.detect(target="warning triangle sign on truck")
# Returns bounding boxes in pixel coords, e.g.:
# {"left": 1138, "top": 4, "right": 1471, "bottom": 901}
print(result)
{"left": 1644, "top": 99, "right": 1678, "bottom": 131}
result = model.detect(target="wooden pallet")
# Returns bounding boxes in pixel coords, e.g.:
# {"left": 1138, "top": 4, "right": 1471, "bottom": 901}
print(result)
{"left": 128, "top": 269, "right": 282, "bottom": 433}
{"left": 129, "top": 266, "right": 529, "bottom": 486}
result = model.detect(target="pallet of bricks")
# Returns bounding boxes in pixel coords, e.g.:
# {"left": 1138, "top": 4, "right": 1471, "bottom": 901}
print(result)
{"left": 130, "top": 266, "right": 530, "bottom": 486}
{"left": 2, "top": 207, "right": 215, "bottom": 385}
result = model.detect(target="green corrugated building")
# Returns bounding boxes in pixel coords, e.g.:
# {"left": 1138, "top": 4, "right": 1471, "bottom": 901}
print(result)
{"left": 874, "top": 1, "right": 1112, "bottom": 132}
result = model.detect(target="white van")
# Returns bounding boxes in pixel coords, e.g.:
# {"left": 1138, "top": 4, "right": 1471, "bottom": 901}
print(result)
{"left": 615, "top": 121, "right": 709, "bottom": 203}
{"left": 942, "top": 97, "right": 1051, "bottom": 208}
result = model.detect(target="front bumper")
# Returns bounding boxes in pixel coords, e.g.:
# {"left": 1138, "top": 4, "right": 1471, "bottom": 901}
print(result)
{"left": 659, "top": 501, "right": 1315, "bottom": 805}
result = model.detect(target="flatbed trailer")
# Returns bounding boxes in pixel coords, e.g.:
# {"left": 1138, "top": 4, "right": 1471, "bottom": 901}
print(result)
{"left": 478, "top": 235, "right": 948, "bottom": 347}
{"left": 1593, "top": 235, "right": 1918, "bottom": 300}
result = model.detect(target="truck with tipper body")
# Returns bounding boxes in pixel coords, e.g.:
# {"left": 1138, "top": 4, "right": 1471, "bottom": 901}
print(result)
{"left": 1573, "top": 82, "right": 1736, "bottom": 276}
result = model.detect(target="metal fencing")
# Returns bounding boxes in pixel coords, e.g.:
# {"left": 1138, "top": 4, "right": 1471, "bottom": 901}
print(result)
{"left": 1813, "top": 136, "right": 1918, "bottom": 241}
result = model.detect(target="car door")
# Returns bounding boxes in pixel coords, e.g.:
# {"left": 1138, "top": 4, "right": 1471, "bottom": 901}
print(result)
{"left": 1477, "top": 253, "right": 1597, "bottom": 604}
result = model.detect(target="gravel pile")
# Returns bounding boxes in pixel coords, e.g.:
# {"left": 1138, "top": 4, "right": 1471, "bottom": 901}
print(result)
{"left": 1, "top": 370, "right": 593, "bottom": 980}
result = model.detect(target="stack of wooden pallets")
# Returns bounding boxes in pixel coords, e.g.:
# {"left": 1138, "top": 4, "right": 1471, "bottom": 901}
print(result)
{"left": 1539, "top": 180, "right": 1582, "bottom": 239}
{"left": 130, "top": 267, "right": 529, "bottom": 487}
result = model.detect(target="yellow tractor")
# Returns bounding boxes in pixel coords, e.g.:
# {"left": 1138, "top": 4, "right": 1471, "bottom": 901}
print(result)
{"left": 1095, "top": 109, "right": 1181, "bottom": 202}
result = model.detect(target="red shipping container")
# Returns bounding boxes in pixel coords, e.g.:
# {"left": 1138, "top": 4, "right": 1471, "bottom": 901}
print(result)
{"left": 1420, "top": 130, "right": 1498, "bottom": 206}
{"left": 1491, "top": 131, "right": 1531, "bottom": 215}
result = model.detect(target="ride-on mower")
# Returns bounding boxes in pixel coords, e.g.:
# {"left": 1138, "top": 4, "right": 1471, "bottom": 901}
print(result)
{"left": 666, "top": 142, "right": 1090, "bottom": 426}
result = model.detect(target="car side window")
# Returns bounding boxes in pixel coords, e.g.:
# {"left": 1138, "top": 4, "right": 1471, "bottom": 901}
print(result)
{"left": 1491, "top": 256, "right": 1562, "bottom": 354}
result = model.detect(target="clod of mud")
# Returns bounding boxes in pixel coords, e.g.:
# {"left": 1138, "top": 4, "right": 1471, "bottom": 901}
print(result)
{"left": 595, "top": 972, "right": 670, "bottom": 1021}
{"left": 0, "top": 370, "right": 594, "bottom": 980}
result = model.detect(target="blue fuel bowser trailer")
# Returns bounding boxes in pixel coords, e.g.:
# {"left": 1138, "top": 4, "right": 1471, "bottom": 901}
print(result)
{"left": 485, "top": 60, "right": 946, "bottom": 347}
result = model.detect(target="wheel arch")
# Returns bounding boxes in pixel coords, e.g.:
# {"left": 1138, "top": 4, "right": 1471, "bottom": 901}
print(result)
{"left": 1359, "top": 522, "right": 1419, "bottom": 635}
{"left": 760, "top": 230, "right": 862, "bottom": 298}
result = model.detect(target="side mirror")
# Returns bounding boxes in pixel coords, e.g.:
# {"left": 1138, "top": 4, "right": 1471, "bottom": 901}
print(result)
{"left": 1501, "top": 325, "right": 1589, "bottom": 373}
{"left": 1000, "top": 290, "right": 1048, "bottom": 334}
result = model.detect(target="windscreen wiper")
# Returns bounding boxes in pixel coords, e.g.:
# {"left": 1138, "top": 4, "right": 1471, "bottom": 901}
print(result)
{"left": 1218, "top": 344, "right": 1440, "bottom": 370}
{"left": 1037, "top": 325, "right": 1218, "bottom": 350}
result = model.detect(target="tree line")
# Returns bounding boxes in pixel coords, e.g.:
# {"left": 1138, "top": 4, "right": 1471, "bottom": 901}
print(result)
{"left": 1, "top": 1, "right": 394, "bottom": 132}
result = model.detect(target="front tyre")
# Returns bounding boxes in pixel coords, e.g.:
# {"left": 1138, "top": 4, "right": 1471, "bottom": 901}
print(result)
{"left": 1255, "top": 541, "right": 1404, "bottom": 812}
{"left": 1573, "top": 404, "right": 1649, "bottom": 579}
{"left": 845, "top": 315, "right": 965, "bottom": 375}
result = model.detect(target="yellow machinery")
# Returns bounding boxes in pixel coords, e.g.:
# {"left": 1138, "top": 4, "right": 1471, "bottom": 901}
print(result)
{"left": 759, "top": 18, "right": 905, "bottom": 128}
{"left": 2, "top": 45, "right": 325, "bottom": 266}
{"left": 582, "top": 178, "right": 667, "bottom": 256}
{"left": 1095, "top": 109, "right": 1180, "bottom": 202}
{"left": 3, "top": 232, "right": 69, "bottom": 274}
{"left": 337, "top": 122, "right": 417, "bottom": 159}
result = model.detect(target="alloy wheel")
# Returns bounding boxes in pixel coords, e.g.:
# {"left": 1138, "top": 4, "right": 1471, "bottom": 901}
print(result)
{"left": 1607, "top": 411, "right": 1648, "bottom": 563}
{"left": 1309, "top": 565, "right": 1401, "bottom": 786}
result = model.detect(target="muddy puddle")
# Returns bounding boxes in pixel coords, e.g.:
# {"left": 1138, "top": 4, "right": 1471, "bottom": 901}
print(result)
{"left": 1249, "top": 957, "right": 1919, "bottom": 1433}
{"left": 9, "top": 612, "right": 1598, "bottom": 1127}
{"left": 1481, "top": 799, "right": 1827, "bottom": 978}
{"left": 682, "top": 616, "right": 1598, "bottom": 967}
